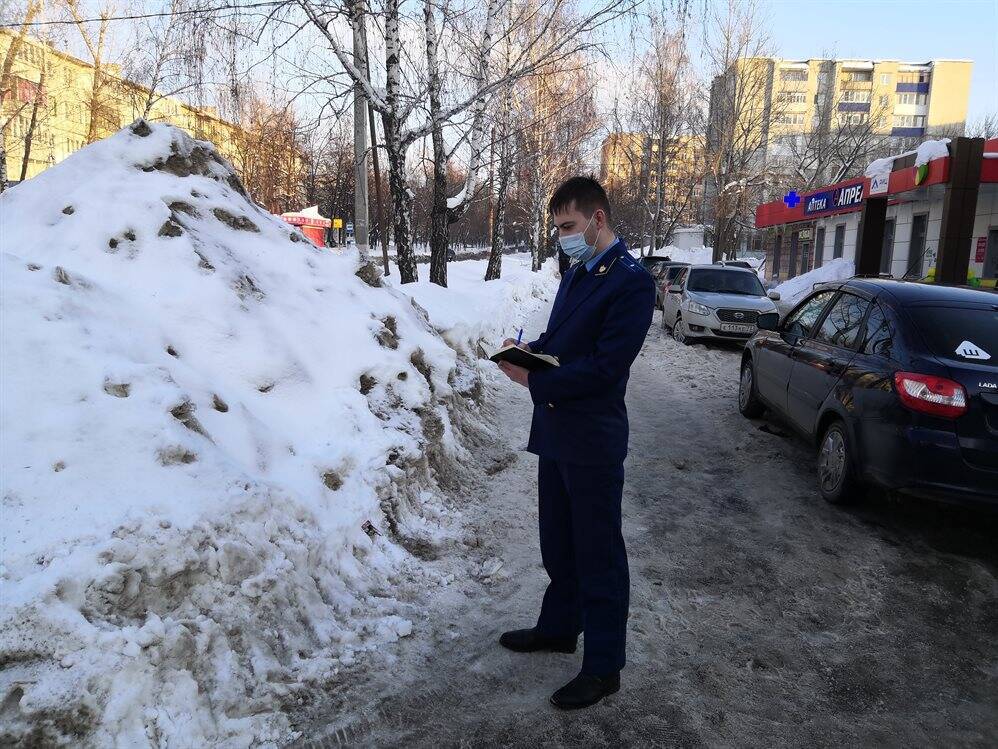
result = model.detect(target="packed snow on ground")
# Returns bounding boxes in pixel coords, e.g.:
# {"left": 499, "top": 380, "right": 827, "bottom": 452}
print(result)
{"left": 399, "top": 255, "right": 559, "bottom": 356}
{"left": 773, "top": 257, "right": 855, "bottom": 311}
{"left": 0, "top": 121, "right": 528, "bottom": 747}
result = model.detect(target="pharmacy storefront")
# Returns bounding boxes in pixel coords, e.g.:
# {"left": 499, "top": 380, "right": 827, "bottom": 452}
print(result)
{"left": 755, "top": 137, "right": 998, "bottom": 288}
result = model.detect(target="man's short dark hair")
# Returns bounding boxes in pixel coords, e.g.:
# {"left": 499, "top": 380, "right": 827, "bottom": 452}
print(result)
{"left": 549, "top": 176, "right": 612, "bottom": 223}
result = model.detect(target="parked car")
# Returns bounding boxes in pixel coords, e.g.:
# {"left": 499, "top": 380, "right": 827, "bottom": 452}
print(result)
{"left": 652, "top": 262, "right": 690, "bottom": 309}
{"left": 713, "top": 259, "right": 754, "bottom": 269}
{"left": 738, "top": 278, "right": 998, "bottom": 506}
{"left": 662, "top": 265, "right": 781, "bottom": 344}
{"left": 638, "top": 254, "right": 673, "bottom": 272}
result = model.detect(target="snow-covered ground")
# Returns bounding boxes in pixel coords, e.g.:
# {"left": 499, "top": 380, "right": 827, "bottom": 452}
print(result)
{"left": 399, "top": 255, "right": 558, "bottom": 355}
{"left": 0, "top": 121, "right": 557, "bottom": 747}
{"left": 773, "top": 258, "right": 855, "bottom": 312}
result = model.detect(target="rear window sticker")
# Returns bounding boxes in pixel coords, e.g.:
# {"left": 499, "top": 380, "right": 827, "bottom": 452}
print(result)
{"left": 956, "top": 340, "right": 991, "bottom": 360}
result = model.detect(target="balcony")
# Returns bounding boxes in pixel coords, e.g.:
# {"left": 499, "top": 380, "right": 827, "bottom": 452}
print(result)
{"left": 891, "top": 127, "right": 925, "bottom": 137}
{"left": 896, "top": 82, "right": 930, "bottom": 93}
{"left": 838, "top": 102, "right": 871, "bottom": 112}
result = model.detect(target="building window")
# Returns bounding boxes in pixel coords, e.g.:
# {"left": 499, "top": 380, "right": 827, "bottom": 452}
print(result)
{"left": 833, "top": 224, "right": 845, "bottom": 259}
{"left": 844, "top": 70, "right": 873, "bottom": 82}
{"left": 778, "top": 91, "right": 807, "bottom": 104}
{"left": 893, "top": 114, "right": 926, "bottom": 128}
{"left": 880, "top": 73, "right": 891, "bottom": 85}
{"left": 897, "top": 71, "right": 930, "bottom": 85}
{"left": 880, "top": 95, "right": 890, "bottom": 108}
{"left": 780, "top": 69, "right": 808, "bottom": 82}
{"left": 841, "top": 89, "right": 871, "bottom": 103}
{"left": 896, "top": 92, "right": 927, "bottom": 106}
{"left": 815, "top": 226, "right": 826, "bottom": 266}
{"left": 776, "top": 113, "right": 806, "bottom": 126}
{"left": 838, "top": 113, "right": 869, "bottom": 126}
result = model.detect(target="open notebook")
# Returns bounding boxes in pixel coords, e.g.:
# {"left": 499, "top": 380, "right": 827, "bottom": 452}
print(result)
{"left": 484, "top": 343, "right": 560, "bottom": 371}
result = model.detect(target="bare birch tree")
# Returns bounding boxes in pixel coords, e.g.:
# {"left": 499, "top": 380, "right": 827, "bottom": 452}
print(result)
{"left": 702, "top": 0, "right": 785, "bottom": 261}
{"left": 296, "top": 0, "right": 629, "bottom": 284}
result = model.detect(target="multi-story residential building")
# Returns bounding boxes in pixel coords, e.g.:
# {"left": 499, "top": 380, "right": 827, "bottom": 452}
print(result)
{"left": 0, "top": 29, "right": 246, "bottom": 184}
{"left": 708, "top": 57, "right": 972, "bottom": 183}
{"left": 601, "top": 132, "right": 704, "bottom": 227}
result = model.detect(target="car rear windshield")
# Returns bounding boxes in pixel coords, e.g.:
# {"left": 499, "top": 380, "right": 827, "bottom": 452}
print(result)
{"left": 687, "top": 268, "right": 765, "bottom": 296}
{"left": 907, "top": 306, "right": 998, "bottom": 366}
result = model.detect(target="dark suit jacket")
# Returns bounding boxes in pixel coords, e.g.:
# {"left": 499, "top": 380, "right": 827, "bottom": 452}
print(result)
{"left": 526, "top": 240, "right": 655, "bottom": 465}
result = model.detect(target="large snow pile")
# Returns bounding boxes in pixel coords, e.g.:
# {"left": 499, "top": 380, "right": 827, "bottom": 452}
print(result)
{"left": 0, "top": 122, "right": 491, "bottom": 746}
{"left": 773, "top": 258, "right": 855, "bottom": 311}
{"left": 402, "top": 255, "right": 559, "bottom": 354}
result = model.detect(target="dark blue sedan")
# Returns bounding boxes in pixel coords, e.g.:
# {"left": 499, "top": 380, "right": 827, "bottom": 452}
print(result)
{"left": 738, "top": 278, "right": 998, "bottom": 505}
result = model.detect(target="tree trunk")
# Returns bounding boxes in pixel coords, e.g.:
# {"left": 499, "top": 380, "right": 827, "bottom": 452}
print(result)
{"left": 424, "top": 0, "right": 448, "bottom": 287}
{"left": 529, "top": 168, "right": 544, "bottom": 272}
{"left": 384, "top": 116, "right": 416, "bottom": 283}
{"left": 19, "top": 63, "right": 45, "bottom": 182}
{"left": 0, "top": 145, "right": 8, "bottom": 193}
{"left": 428, "top": 125, "right": 448, "bottom": 286}
{"left": 485, "top": 141, "right": 511, "bottom": 281}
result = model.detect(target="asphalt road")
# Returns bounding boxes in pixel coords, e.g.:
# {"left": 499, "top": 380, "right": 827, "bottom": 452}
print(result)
{"left": 289, "top": 312, "right": 998, "bottom": 748}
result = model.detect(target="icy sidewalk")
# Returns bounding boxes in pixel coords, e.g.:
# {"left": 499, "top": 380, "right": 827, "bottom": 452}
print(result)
{"left": 0, "top": 121, "right": 556, "bottom": 747}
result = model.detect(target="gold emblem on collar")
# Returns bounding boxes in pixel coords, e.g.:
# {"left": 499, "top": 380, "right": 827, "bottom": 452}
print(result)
{"left": 594, "top": 256, "right": 618, "bottom": 276}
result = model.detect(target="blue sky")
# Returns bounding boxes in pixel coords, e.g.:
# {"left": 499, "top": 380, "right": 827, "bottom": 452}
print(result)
{"left": 761, "top": 0, "right": 996, "bottom": 120}
{"left": 595, "top": 0, "right": 996, "bottom": 123}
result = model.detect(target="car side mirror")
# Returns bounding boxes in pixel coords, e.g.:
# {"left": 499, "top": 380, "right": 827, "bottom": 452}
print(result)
{"left": 756, "top": 312, "right": 779, "bottom": 331}
{"left": 767, "top": 290, "right": 781, "bottom": 301}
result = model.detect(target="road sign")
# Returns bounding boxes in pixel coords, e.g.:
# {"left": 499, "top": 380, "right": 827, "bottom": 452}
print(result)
{"left": 346, "top": 222, "right": 354, "bottom": 232}
{"left": 333, "top": 218, "right": 343, "bottom": 229}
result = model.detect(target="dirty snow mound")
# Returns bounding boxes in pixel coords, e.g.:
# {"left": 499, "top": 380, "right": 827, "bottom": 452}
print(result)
{"left": 0, "top": 121, "right": 487, "bottom": 746}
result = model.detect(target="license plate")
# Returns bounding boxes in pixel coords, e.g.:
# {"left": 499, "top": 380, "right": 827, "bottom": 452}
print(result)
{"left": 720, "top": 323, "right": 755, "bottom": 333}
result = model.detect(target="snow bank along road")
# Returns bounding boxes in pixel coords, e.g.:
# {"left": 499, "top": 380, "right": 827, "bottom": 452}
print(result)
{"left": 289, "top": 307, "right": 998, "bottom": 747}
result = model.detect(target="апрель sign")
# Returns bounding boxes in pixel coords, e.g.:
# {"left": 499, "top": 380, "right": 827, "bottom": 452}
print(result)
{"left": 803, "top": 182, "right": 865, "bottom": 216}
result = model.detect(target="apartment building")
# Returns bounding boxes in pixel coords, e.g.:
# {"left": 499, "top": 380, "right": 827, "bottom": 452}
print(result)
{"left": 1, "top": 29, "right": 245, "bottom": 183}
{"left": 708, "top": 56, "right": 972, "bottom": 172}
{"left": 601, "top": 132, "right": 704, "bottom": 225}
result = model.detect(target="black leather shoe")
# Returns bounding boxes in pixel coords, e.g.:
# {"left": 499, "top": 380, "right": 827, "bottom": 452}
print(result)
{"left": 549, "top": 671, "right": 620, "bottom": 709}
{"left": 499, "top": 627, "right": 577, "bottom": 654}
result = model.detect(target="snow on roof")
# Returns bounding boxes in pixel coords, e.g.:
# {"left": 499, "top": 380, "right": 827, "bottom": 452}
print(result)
{"left": 0, "top": 119, "right": 481, "bottom": 746}
{"left": 864, "top": 138, "right": 951, "bottom": 177}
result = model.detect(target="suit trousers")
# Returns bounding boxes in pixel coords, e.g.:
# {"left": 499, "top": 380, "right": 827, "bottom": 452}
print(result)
{"left": 535, "top": 457, "right": 629, "bottom": 676}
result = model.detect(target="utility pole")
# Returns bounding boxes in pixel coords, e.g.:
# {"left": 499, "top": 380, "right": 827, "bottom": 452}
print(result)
{"left": 351, "top": 0, "right": 370, "bottom": 255}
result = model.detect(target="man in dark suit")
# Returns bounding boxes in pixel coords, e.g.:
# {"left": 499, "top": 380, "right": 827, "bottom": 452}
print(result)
{"left": 497, "top": 176, "right": 655, "bottom": 709}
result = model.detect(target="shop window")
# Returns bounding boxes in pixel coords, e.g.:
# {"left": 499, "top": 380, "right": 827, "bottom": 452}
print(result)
{"left": 907, "top": 213, "right": 928, "bottom": 278}
{"left": 881, "top": 219, "right": 895, "bottom": 275}
{"left": 833, "top": 224, "right": 845, "bottom": 259}
{"left": 815, "top": 226, "right": 826, "bottom": 266}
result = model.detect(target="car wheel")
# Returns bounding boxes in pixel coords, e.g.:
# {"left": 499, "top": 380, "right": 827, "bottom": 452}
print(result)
{"left": 738, "top": 359, "right": 765, "bottom": 418}
{"left": 817, "top": 420, "right": 860, "bottom": 505}
{"left": 673, "top": 315, "right": 692, "bottom": 345}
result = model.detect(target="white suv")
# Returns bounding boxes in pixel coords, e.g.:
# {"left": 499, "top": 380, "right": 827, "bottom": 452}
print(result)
{"left": 662, "top": 265, "right": 781, "bottom": 344}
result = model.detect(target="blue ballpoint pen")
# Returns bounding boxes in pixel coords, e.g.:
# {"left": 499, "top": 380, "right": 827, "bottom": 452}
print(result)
{"left": 516, "top": 328, "right": 523, "bottom": 345}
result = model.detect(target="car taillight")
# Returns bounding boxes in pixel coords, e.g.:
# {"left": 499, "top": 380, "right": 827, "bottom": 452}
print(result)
{"left": 894, "top": 372, "right": 968, "bottom": 419}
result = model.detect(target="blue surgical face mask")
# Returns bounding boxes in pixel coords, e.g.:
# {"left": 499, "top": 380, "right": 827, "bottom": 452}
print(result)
{"left": 558, "top": 213, "right": 601, "bottom": 263}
